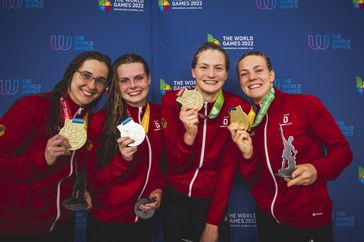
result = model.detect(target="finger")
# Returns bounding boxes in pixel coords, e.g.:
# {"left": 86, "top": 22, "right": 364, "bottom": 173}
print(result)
{"left": 188, "top": 117, "right": 199, "bottom": 125}
{"left": 184, "top": 104, "right": 198, "bottom": 111}
{"left": 290, "top": 165, "right": 306, "bottom": 179}
{"left": 84, "top": 193, "right": 93, "bottom": 210}
{"left": 60, "top": 138, "right": 71, "bottom": 150}
{"left": 124, "top": 139, "right": 136, "bottom": 146}
{"left": 287, "top": 171, "right": 309, "bottom": 187}
{"left": 49, "top": 150, "right": 71, "bottom": 159}
{"left": 49, "top": 135, "right": 71, "bottom": 150}
{"left": 118, "top": 138, "right": 135, "bottom": 148}
{"left": 287, "top": 176, "right": 305, "bottom": 187}
{"left": 124, "top": 148, "right": 138, "bottom": 157}
{"left": 117, "top": 136, "right": 130, "bottom": 142}
{"left": 120, "top": 146, "right": 137, "bottom": 154}
{"left": 236, "top": 130, "right": 250, "bottom": 143}
{"left": 49, "top": 136, "right": 66, "bottom": 147}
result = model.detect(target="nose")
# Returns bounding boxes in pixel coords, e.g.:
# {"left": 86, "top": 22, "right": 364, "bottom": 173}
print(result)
{"left": 129, "top": 80, "right": 136, "bottom": 88}
{"left": 207, "top": 67, "right": 215, "bottom": 78}
{"left": 248, "top": 72, "right": 256, "bottom": 81}
{"left": 87, "top": 78, "right": 97, "bottom": 89}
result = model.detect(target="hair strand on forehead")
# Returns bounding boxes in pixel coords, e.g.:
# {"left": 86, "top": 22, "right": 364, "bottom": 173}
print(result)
{"left": 191, "top": 42, "right": 230, "bottom": 71}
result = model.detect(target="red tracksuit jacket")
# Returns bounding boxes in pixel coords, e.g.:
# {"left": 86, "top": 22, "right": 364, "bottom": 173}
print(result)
{"left": 240, "top": 89, "right": 353, "bottom": 228}
{"left": 87, "top": 103, "right": 165, "bottom": 223}
{"left": 0, "top": 94, "right": 88, "bottom": 235}
{"left": 161, "top": 90, "right": 251, "bottom": 226}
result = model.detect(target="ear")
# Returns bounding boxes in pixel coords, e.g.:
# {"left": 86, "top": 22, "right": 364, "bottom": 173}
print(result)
{"left": 269, "top": 70, "right": 275, "bottom": 84}
{"left": 191, "top": 68, "right": 196, "bottom": 78}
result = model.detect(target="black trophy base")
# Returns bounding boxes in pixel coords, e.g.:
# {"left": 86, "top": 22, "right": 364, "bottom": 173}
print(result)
{"left": 276, "top": 167, "right": 295, "bottom": 178}
{"left": 62, "top": 198, "right": 88, "bottom": 211}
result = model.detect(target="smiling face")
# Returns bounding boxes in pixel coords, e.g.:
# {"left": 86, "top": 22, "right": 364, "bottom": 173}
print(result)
{"left": 68, "top": 59, "right": 109, "bottom": 106}
{"left": 237, "top": 55, "right": 275, "bottom": 105}
{"left": 192, "top": 49, "right": 227, "bottom": 102}
{"left": 117, "top": 62, "right": 150, "bottom": 107}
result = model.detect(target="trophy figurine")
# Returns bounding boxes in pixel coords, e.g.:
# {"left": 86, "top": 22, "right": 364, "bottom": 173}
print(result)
{"left": 277, "top": 126, "right": 297, "bottom": 178}
{"left": 63, "top": 170, "right": 88, "bottom": 211}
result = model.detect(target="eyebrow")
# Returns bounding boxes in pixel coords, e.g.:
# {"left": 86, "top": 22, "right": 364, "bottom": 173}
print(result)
{"left": 240, "top": 65, "right": 264, "bottom": 72}
{"left": 198, "top": 63, "right": 225, "bottom": 67}
{"left": 118, "top": 73, "right": 145, "bottom": 79}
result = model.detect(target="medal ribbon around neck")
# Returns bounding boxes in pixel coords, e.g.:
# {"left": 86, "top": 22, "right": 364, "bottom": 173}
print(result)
{"left": 193, "top": 88, "right": 224, "bottom": 120}
{"left": 59, "top": 96, "right": 89, "bottom": 130}
{"left": 248, "top": 87, "right": 275, "bottom": 128}
{"left": 127, "top": 103, "right": 150, "bottom": 134}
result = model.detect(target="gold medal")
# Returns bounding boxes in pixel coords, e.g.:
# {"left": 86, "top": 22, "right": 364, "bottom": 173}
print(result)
{"left": 59, "top": 119, "right": 87, "bottom": 150}
{"left": 176, "top": 89, "right": 204, "bottom": 111}
{"left": 229, "top": 105, "right": 251, "bottom": 131}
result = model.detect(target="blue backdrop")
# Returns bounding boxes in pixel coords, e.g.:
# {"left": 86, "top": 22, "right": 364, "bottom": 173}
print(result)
{"left": 1, "top": 1, "right": 363, "bottom": 242}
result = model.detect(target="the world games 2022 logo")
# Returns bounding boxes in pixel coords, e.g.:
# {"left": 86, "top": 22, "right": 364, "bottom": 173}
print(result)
{"left": 256, "top": 0, "right": 277, "bottom": 10}
{"left": 1, "top": 0, "right": 23, "bottom": 9}
{"left": 158, "top": 0, "right": 170, "bottom": 11}
{"left": 0, "top": 79, "right": 19, "bottom": 95}
{"left": 353, "top": 0, "right": 364, "bottom": 9}
{"left": 99, "top": 0, "right": 112, "bottom": 12}
{"left": 160, "top": 79, "right": 171, "bottom": 95}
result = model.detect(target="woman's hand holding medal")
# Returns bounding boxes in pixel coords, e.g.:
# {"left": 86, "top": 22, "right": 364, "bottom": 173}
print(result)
{"left": 228, "top": 106, "right": 253, "bottom": 160}
{"left": 228, "top": 123, "right": 253, "bottom": 160}
{"left": 117, "top": 136, "right": 138, "bottom": 161}
{"left": 176, "top": 89, "right": 203, "bottom": 145}
{"left": 135, "top": 188, "right": 162, "bottom": 219}
{"left": 138, "top": 189, "right": 162, "bottom": 211}
{"left": 116, "top": 117, "right": 146, "bottom": 161}
{"left": 179, "top": 105, "right": 199, "bottom": 145}
{"left": 45, "top": 134, "right": 72, "bottom": 165}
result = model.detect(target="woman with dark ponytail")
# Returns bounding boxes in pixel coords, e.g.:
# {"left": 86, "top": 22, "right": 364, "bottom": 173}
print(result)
{"left": 0, "top": 51, "right": 111, "bottom": 242}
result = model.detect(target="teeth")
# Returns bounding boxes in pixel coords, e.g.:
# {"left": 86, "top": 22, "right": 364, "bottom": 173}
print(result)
{"left": 128, "top": 91, "right": 141, "bottom": 96}
{"left": 204, "top": 80, "right": 217, "bottom": 84}
{"left": 82, "top": 89, "right": 93, "bottom": 96}
{"left": 249, "top": 84, "right": 261, "bottom": 89}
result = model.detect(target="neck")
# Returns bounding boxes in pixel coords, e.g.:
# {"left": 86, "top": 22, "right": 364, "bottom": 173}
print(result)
{"left": 199, "top": 90, "right": 220, "bottom": 103}
{"left": 253, "top": 87, "right": 274, "bottom": 105}
{"left": 252, "top": 98, "right": 263, "bottom": 106}
{"left": 67, "top": 91, "right": 84, "bottom": 108}
{"left": 126, "top": 100, "right": 147, "bottom": 108}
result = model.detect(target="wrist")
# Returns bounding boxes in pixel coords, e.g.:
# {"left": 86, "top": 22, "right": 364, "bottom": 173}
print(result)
{"left": 184, "top": 132, "right": 196, "bottom": 145}
{"left": 243, "top": 148, "right": 253, "bottom": 160}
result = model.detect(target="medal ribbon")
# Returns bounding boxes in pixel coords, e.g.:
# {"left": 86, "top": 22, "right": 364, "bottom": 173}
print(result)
{"left": 140, "top": 103, "right": 150, "bottom": 134}
{"left": 207, "top": 89, "right": 224, "bottom": 119}
{"left": 249, "top": 88, "right": 275, "bottom": 128}
{"left": 127, "top": 103, "right": 150, "bottom": 134}
{"left": 59, "top": 96, "right": 89, "bottom": 130}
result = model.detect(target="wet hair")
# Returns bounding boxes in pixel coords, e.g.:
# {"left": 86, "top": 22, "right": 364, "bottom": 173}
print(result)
{"left": 47, "top": 51, "right": 111, "bottom": 136}
{"left": 96, "top": 53, "right": 150, "bottom": 167}
{"left": 236, "top": 51, "right": 273, "bottom": 77}
{"left": 191, "top": 42, "right": 230, "bottom": 71}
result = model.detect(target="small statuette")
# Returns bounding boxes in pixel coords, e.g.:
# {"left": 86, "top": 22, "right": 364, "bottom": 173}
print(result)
{"left": 277, "top": 126, "right": 297, "bottom": 178}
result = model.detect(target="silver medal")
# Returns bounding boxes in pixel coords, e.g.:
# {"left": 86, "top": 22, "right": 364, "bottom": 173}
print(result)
{"left": 117, "top": 118, "right": 145, "bottom": 147}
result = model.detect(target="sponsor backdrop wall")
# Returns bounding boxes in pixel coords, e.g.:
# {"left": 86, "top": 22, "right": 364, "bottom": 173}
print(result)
{"left": 1, "top": 0, "right": 363, "bottom": 242}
